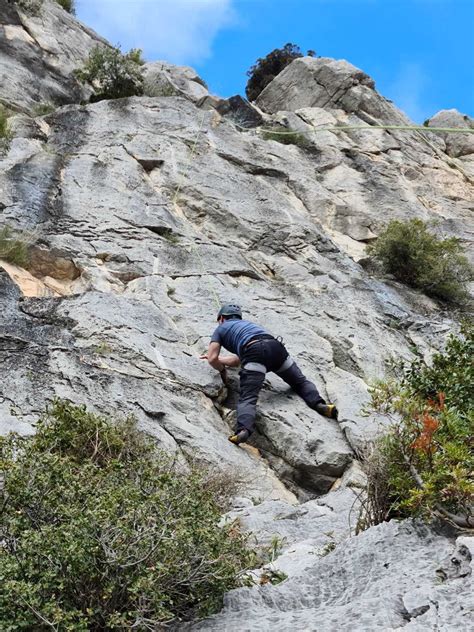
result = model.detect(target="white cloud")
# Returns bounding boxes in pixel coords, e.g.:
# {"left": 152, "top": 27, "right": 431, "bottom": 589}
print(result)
{"left": 77, "top": 0, "right": 236, "bottom": 64}
{"left": 387, "top": 62, "right": 432, "bottom": 123}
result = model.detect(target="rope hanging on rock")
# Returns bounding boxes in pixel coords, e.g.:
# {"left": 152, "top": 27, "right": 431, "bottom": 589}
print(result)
{"left": 171, "top": 112, "right": 221, "bottom": 309}
{"left": 255, "top": 124, "right": 474, "bottom": 136}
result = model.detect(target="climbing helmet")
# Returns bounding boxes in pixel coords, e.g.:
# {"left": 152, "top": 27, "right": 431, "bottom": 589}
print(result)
{"left": 217, "top": 303, "right": 242, "bottom": 321}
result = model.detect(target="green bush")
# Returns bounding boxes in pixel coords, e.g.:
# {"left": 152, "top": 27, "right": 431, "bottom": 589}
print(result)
{"left": 55, "top": 0, "right": 75, "bottom": 13}
{"left": 14, "top": 0, "right": 42, "bottom": 14}
{"left": 32, "top": 102, "right": 56, "bottom": 116}
{"left": 246, "top": 43, "right": 315, "bottom": 101}
{"left": 261, "top": 126, "right": 312, "bottom": 149}
{"left": 75, "top": 45, "right": 145, "bottom": 102}
{"left": 15, "top": 0, "right": 75, "bottom": 14}
{"left": 360, "top": 325, "right": 473, "bottom": 531}
{"left": 0, "top": 400, "right": 256, "bottom": 629}
{"left": 367, "top": 218, "right": 472, "bottom": 305}
{"left": 0, "top": 105, "right": 12, "bottom": 153}
{"left": 0, "top": 225, "right": 29, "bottom": 266}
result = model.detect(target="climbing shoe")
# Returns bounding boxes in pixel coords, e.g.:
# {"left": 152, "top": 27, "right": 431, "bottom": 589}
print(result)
{"left": 315, "top": 403, "right": 339, "bottom": 421}
{"left": 228, "top": 429, "right": 250, "bottom": 445}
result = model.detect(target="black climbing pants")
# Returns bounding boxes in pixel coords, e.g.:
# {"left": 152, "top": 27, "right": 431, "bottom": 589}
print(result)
{"left": 236, "top": 337, "right": 325, "bottom": 434}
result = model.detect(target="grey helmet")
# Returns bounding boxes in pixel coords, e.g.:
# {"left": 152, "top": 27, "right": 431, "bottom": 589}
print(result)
{"left": 217, "top": 303, "right": 242, "bottom": 321}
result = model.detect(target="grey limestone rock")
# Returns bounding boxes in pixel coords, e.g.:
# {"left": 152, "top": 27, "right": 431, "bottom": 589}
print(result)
{"left": 0, "top": 7, "right": 473, "bottom": 626}
{"left": 191, "top": 520, "right": 473, "bottom": 631}
{"left": 143, "top": 60, "right": 209, "bottom": 102}
{"left": 0, "top": 0, "right": 104, "bottom": 113}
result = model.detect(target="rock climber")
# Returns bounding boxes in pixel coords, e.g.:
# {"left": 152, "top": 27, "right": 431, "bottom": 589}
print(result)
{"left": 200, "top": 303, "right": 339, "bottom": 445}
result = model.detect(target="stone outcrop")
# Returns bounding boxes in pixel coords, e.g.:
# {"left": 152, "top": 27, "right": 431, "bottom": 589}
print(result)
{"left": 143, "top": 60, "right": 209, "bottom": 102}
{"left": 192, "top": 516, "right": 473, "bottom": 631}
{"left": 0, "top": 0, "right": 104, "bottom": 112}
{"left": 0, "top": 4, "right": 473, "bottom": 629}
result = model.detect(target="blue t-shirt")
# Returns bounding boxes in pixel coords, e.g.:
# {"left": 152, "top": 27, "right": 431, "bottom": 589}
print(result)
{"left": 211, "top": 319, "right": 270, "bottom": 357}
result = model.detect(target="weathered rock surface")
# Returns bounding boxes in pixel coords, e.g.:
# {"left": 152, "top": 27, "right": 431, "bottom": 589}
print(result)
{"left": 143, "top": 60, "right": 209, "bottom": 102}
{"left": 0, "top": 0, "right": 103, "bottom": 112}
{"left": 191, "top": 519, "right": 473, "bottom": 631}
{"left": 0, "top": 6, "right": 473, "bottom": 628}
{"left": 3, "top": 92, "right": 468, "bottom": 495}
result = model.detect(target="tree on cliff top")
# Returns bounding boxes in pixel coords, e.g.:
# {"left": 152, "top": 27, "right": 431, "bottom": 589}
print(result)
{"left": 245, "top": 43, "right": 315, "bottom": 102}
{"left": 75, "top": 45, "right": 145, "bottom": 102}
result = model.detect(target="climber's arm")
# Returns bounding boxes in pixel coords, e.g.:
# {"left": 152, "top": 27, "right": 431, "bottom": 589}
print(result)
{"left": 219, "top": 354, "right": 240, "bottom": 368}
{"left": 200, "top": 343, "right": 240, "bottom": 373}
{"left": 201, "top": 342, "right": 226, "bottom": 372}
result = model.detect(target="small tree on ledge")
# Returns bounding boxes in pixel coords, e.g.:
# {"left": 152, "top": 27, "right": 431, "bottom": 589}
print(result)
{"left": 75, "top": 45, "right": 145, "bottom": 102}
{"left": 245, "top": 43, "right": 316, "bottom": 102}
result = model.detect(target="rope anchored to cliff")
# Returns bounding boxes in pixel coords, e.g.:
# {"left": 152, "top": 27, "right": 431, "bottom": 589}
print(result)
{"left": 171, "top": 111, "right": 221, "bottom": 309}
{"left": 254, "top": 125, "right": 474, "bottom": 135}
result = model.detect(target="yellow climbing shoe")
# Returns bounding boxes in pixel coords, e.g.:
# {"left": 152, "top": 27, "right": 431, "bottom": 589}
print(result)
{"left": 228, "top": 429, "right": 250, "bottom": 445}
{"left": 315, "top": 403, "right": 339, "bottom": 420}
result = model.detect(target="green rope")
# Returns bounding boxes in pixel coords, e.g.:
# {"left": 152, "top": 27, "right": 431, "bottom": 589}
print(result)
{"left": 258, "top": 125, "right": 474, "bottom": 135}
{"left": 171, "top": 112, "right": 221, "bottom": 310}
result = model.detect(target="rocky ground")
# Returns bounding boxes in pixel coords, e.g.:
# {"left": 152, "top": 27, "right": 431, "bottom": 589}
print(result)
{"left": 1, "top": 1, "right": 473, "bottom": 629}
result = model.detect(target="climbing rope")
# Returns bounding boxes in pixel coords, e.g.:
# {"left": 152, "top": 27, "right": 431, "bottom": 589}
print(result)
{"left": 253, "top": 124, "right": 474, "bottom": 136}
{"left": 167, "top": 118, "right": 473, "bottom": 313}
{"left": 170, "top": 111, "right": 221, "bottom": 309}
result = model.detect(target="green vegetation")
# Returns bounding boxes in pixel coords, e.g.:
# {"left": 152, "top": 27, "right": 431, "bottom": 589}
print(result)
{"left": 15, "top": 0, "right": 75, "bottom": 14}
{"left": 0, "top": 400, "right": 256, "bottom": 629}
{"left": 359, "top": 324, "right": 473, "bottom": 531}
{"left": 14, "top": 0, "right": 42, "bottom": 14}
{"left": 246, "top": 43, "right": 315, "bottom": 101}
{"left": 367, "top": 218, "right": 472, "bottom": 305}
{"left": 261, "top": 126, "right": 312, "bottom": 149}
{"left": 55, "top": 0, "right": 75, "bottom": 13}
{"left": 0, "top": 106, "right": 12, "bottom": 153}
{"left": 0, "top": 225, "right": 29, "bottom": 266}
{"left": 32, "top": 102, "right": 56, "bottom": 116}
{"left": 93, "top": 341, "right": 112, "bottom": 356}
{"left": 75, "top": 45, "right": 145, "bottom": 102}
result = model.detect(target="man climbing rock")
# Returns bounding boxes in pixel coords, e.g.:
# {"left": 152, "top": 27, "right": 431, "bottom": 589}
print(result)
{"left": 201, "top": 304, "right": 339, "bottom": 445}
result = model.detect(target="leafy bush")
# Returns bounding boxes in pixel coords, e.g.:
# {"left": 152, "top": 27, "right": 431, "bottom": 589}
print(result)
{"left": 0, "top": 400, "right": 256, "bottom": 629}
{"left": 360, "top": 325, "right": 473, "bottom": 531}
{"left": 246, "top": 43, "right": 316, "bottom": 101}
{"left": 15, "top": 0, "right": 75, "bottom": 14}
{"left": 75, "top": 45, "right": 145, "bottom": 102}
{"left": 261, "top": 126, "right": 312, "bottom": 149}
{"left": 55, "top": 0, "right": 75, "bottom": 13}
{"left": 0, "top": 225, "right": 29, "bottom": 266}
{"left": 0, "top": 105, "right": 12, "bottom": 153}
{"left": 32, "top": 102, "right": 56, "bottom": 116}
{"left": 367, "top": 218, "right": 473, "bottom": 305}
{"left": 14, "top": 0, "right": 42, "bottom": 14}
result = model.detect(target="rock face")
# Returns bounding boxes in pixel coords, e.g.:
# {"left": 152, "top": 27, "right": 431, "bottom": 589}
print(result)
{"left": 143, "top": 60, "right": 209, "bottom": 102}
{"left": 0, "top": 0, "right": 104, "bottom": 112}
{"left": 0, "top": 5, "right": 473, "bottom": 628}
{"left": 192, "top": 518, "right": 474, "bottom": 631}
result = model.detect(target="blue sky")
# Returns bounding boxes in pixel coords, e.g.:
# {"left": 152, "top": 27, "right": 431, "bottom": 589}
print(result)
{"left": 76, "top": 0, "right": 474, "bottom": 123}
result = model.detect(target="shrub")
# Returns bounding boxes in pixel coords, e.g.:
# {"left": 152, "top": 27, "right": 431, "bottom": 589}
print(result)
{"left": 359, "top": 325, "right": 473, "bottom": 531}
{"left": 246, "top": 43, "right": 316, "bottom": 101}
{"left": 14, "top": 0, "right": 42, "bottom": 14}
{"left": 55, "top": 0, "right": 75, "bottom": 13}
{"left": 75, "top": 45, "right": 145, "bottom": 102}
{"left": 32, "top": 102, "right": 56, "bottom": 116}
{"left": 15, "top": 0, "right": 75, "bottom": 14}
{"left": 0, "top": 400, "right": 256, "bottom": 629}
{"left": 0, "top": 105, "right": 12, "bottom": 153}
{"left": 261, "top": 126, "right": 312, "bottom": 149}
{"left": 367, "top": 218, "right": 473, "bottom": 305}
{"left": 0, "top": 225, "right": 29, "bottom": 266}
